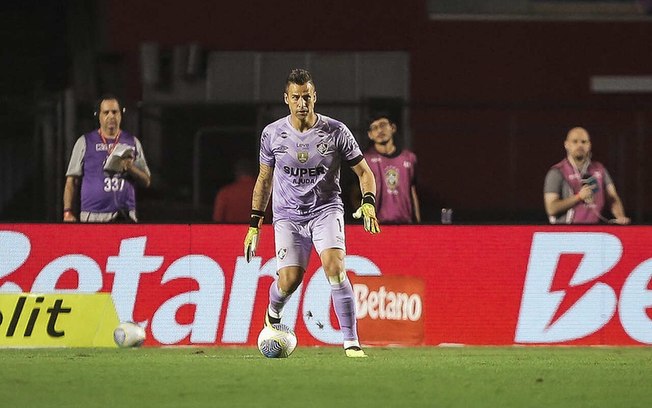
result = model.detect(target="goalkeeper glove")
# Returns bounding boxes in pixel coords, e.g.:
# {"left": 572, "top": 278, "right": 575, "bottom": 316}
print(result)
{"left": 352, "top": 193, "right": 380, "bottom": 234}
{"left": 244, "top": 210, "right": 265, "bottom": 262}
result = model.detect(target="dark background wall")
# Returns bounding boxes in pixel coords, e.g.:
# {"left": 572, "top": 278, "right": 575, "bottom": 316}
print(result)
{"left": 2, "top": 0, "right": 651, "bottom": 223}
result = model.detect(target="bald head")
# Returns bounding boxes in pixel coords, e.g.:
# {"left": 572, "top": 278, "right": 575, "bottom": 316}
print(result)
{"left": 566, "top": 127, "right": 590, "bottom": 142}
{"left": 564, "top": 127, "right": 591, "bottom": 164}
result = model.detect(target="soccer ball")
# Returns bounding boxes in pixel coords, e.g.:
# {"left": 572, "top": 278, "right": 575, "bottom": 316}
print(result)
{"left": 113, "top": 321, "right": 146, "bottom": 348}
{"left": 257, "top": 323, "right": 298, "bottom": 358}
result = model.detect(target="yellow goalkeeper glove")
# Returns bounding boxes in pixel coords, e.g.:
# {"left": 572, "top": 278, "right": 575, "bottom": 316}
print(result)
{"left": 244, "top": 210, "right": 265, "bottom": 262}
{"left": 352, "top": 193, "right": 380, "bottom": 234}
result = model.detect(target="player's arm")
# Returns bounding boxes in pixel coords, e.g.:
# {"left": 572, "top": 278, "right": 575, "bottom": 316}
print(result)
{"left": 63, "top": 176, "right": 80, "bottom": 222}
{"left": 244, "top": 163, "right": 274, "bottom": 262}
{"left": 351, "top": 158, "right": 380, "bottom": 234}
{"left": 605, "top": 183, "right": 630, "bottom": 224}
{"left": 252, "top": 163, "right": 273, "bottom": 212}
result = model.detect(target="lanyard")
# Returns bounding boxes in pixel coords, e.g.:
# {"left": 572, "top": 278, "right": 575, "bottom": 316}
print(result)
{"left": 99, "top": 129, "right": 122, "bottom": 156}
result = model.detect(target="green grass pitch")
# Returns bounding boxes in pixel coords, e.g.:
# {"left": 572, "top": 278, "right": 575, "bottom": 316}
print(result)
{"left": 1, "top": 346, "right": 651, "bottom": 407}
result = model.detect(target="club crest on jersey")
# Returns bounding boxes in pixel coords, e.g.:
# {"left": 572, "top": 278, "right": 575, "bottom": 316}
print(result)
{"left": 297, "top": 151, "right": 309, "bottom": 163}
{"left": 316, "top": 142, "right": 330, "bottom": 156}
{"left": 385, "top": 167, "right": 399, "bottom": 191}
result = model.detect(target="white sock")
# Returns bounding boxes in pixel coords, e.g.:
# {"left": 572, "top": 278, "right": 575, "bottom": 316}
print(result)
{"left": 343, "top": 340, "right": 360, "bottom": 349}
{"left": 267, "top": 305, "right": 281, "bottom": 319}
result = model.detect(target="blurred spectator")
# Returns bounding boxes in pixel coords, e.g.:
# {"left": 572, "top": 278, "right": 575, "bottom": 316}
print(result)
{"left": 361, "top": 111, "right": 421, "bottom": 224}
{"left": 544, "top": 127, "right": 630, "bottom": 224}
{"left": 213, "top": 158, "right": 261, "bottom": 223}
{"left": 63, "top": 95, "right": 151, "bottom": 223}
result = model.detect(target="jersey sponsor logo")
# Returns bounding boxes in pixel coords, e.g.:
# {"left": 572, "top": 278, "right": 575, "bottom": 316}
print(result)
{"left": 297, "top": 151, "right": 309, "bottom": 163}
{"left": 283, "top": 166, "right": 326, "bottom": 177}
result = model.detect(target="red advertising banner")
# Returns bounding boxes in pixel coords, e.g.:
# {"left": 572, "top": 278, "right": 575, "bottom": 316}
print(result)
{"left": 1, "top": 224, "right": 651, "bottom": 346}
{"left": 353, "top": 275, "right": 425, "bottom": 346}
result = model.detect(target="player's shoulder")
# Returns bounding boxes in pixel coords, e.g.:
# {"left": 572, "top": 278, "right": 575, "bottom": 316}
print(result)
{"left": 316, "top": 114, "right": 350, "bottom": 133}
{"left": 262, "top": 116, "right": 290, "bottom": 137}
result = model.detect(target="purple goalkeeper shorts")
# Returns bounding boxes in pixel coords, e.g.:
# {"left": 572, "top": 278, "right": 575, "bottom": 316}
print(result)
{"left": 273, "top": 209, "right": 346, "bottom": 271}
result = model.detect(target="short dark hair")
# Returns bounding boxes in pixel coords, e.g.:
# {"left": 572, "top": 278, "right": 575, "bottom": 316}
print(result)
{"left": 94, "top": 94, "right": 124, "bottom": 116}
{"left": 285, "top": 69, "right": 314, "bottom": 92}
{"left": 366, "top": 110, "right": 395, "bottom": 130}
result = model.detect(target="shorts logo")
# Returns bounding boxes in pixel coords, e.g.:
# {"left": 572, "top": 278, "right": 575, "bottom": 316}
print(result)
{"left": 277, "top": 248, "right": 287, "bottom": 260}
{"left": 297, "top": 151, "right": 309, "bottom": 163}
{"left": 316, "top": 142, "right": 330, "bottom": 156}
{"left": 280, "top": 131, "right": 288, "bottom": 139}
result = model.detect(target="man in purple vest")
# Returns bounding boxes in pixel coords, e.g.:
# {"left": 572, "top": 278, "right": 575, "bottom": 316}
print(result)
{"left": 544, "top": 127, "right": 629, "bottom": 224}
{"left": 63, "top": 95, "right": 151, "bottom": 223}
{"left": 364, "top": 112, "right": 421, "bottom": 224}
{"left": 243, "top": 69, "right": 380, "bottom": 357}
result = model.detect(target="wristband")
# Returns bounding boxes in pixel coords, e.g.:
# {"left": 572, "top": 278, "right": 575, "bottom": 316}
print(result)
{"left": 250, "top": 210, "right": 265, "bottom": 228}
{"left": 362, "top": 192, "right": 376, "bottom": 207}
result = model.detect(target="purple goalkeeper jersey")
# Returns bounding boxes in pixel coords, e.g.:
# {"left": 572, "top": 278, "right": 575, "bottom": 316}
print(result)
{"left": 260, "top": 114, "right": 363, "bottom": 222}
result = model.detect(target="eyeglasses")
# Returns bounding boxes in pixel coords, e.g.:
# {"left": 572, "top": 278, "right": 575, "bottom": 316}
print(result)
{"left": 369, "top": 121, "right": 391, "bottom": 132}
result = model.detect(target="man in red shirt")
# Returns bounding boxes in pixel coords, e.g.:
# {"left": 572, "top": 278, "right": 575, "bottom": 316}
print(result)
{"left": 213, "top": 159, "right": 259, "bottom": 223}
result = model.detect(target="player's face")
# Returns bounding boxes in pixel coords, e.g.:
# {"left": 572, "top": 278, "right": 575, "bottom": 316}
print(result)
{"left": 284, "top": 82, "right": 316, "bottom": 121}
{"left": 367, "top": 118, "right": 396, "bottom": 145}
{"left": 98, "top": 99, "right": 122, "bottom": 135}
{"left": 565, "top": 129, "right": 591, "bottom": 161}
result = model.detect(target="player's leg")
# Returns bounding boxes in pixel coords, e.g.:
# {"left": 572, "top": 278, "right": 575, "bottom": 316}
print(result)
{"left": 266, "top": 219, "right": 311, "bottom": 326}
{"left": 266, "top": 265, "right": 304, "bottom": 326}
{"left": 312, "top": 211, "right": 367, "bottom": 358}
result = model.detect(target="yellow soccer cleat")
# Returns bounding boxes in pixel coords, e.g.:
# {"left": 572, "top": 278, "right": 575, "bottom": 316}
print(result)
{"left": 345, "top": 346, "right": 368, "bottom": 358}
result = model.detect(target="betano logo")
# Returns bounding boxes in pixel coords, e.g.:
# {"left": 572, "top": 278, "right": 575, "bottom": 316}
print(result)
{"left": 354, "top": 284, "right": 422, "bottom": 321}
{"left": 352, "top": 276, "right": 425, "bottom": 346}
{"left": 515, "top": 232, "right": 652, "bottom": 344}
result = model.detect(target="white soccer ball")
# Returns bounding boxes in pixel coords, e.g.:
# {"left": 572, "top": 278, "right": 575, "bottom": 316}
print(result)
{"left": 257, "top": 323, "right": 298, "bottom": 358}
{"left": 113, "top": 321, "right": 146, "bottom": 348}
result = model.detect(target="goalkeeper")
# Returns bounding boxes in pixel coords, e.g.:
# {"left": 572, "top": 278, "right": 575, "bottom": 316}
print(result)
{"left": 244, "top": 68, "right": 379, "bottom": 358}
